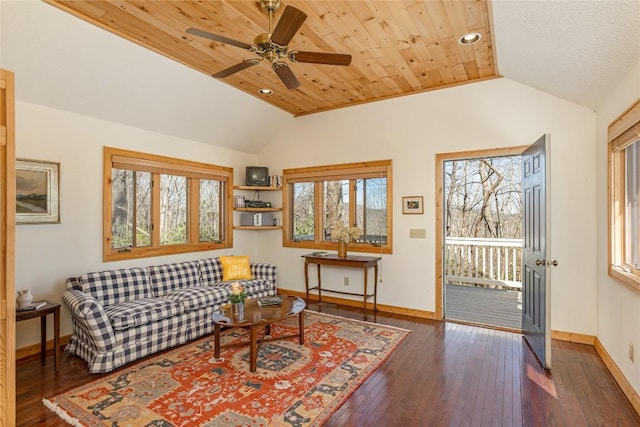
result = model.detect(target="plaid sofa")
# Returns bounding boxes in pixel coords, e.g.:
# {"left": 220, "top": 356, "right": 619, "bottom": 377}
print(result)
{"left": 62, "top": 257, "right": 277, "bottom": 373}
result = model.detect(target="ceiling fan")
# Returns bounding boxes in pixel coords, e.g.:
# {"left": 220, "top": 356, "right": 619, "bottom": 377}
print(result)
{"left": 187, "top": 0, "right": 352, "bottom": 90}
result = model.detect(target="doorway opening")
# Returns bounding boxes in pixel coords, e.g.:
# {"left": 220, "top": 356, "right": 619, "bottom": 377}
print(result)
{"left": 439, "top": 149, "right": 524, "bottom": 330}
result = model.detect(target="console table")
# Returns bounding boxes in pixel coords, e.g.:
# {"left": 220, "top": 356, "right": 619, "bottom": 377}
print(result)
{"left": 302, "top": 253, "right": 381, "bottom": 315}
{"left": 16, "top": 300, "right": 60, "bottom": 371}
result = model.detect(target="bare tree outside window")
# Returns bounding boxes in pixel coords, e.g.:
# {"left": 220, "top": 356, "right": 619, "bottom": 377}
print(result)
{"left": 292, "top": 182, "right": 314, "bottom": 240}
{"left": 160, "top": 174, "right": 187, "bottom": 245}
{"left": 358, "top": 178, "right": 387, "bottom": 244}
{"left": 200, "top": 179, "right": 223, "bottom": 242}
{"left": 324, "top": 180, "right": 348, "bottom": 240}
{"left": 111, "top": 169, "right": 151, "bottom": 249}
{"left": 445, "top": 157, "right": 522, "bottom": 240}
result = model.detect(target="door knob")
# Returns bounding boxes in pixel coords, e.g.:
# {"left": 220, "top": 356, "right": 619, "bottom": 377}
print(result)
{"left": 536, "top": 259, "right": 545, "bottom": 266}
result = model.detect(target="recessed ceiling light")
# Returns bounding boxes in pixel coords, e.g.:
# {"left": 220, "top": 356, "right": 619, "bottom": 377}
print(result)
{"left": 258, "top": 88, "right": 273, "bottom": 95}
{"left": 458, "top": 32, "right": 481, "bottom": 45}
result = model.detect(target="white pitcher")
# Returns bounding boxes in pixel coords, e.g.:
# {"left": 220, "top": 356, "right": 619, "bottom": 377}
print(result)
{"left": 16, "top": 289, "right": 33, "bottom": 308}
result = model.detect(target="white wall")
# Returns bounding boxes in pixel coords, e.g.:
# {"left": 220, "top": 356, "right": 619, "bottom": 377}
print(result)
{"left": 14, "top": 77, "right": 600, "bottom": 352}
{"left": 260, "top": 77, "right": 597, "bottom": 335}
{"left": 596, "top": 60, "right": 640, "bottom": 392}
{"left": 14, "top": 101, "right": 261, "bottom": 348}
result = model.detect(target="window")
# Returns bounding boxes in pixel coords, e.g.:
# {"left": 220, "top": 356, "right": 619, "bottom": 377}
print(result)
{"left": 609, "top": 98, "right": 640, "bottom": 292}
{"left": 283, "top": 160, "right": 392, "bottom": 254}
{"left": 104, "top": 147, "right": 233, "bottom": 261}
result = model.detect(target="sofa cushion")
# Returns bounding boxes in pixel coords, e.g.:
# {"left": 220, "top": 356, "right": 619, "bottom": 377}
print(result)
{"left": 79, "top": 268, "right": 151, "bottom": 306}
{"left": 149, "top": 261, "right": 200, "bottom": 296}
{"left": 220, "top": 255, "right": 253, "bottom": 281}
{"left": 104, "top": 298, "right": 184, "bottom": 331}
{"left": 198, "top": 257, "right": 223, "bottom": 285}
{"left": 160, "top": 286, "right": 225, "bottom": 311}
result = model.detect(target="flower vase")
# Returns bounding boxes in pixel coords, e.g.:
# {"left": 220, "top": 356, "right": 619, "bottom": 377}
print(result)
{"left": 337, "top": 241, "right": 348, "bottom": 258}
{"left": 232, "top": 302, "right": 244, "bottom": 319}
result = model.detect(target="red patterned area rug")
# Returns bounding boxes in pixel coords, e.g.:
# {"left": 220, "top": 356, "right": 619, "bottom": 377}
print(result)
{"left": 44, "top": 310, "right": 409, "bottom": 426}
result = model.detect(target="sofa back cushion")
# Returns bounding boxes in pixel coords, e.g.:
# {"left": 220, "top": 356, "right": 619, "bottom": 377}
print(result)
{"left": 149, "top": 261, "right": 200, "bottom": 296}
{"left": 79, "top": 268, "right": 151, "bottom": 306}
{"left": 198, "top": 257, "right": 224, "bottom": 285}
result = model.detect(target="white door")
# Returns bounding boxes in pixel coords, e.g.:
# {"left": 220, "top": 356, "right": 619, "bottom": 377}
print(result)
{"left": 522, "top": 134, "right": 552, "bottom": 369}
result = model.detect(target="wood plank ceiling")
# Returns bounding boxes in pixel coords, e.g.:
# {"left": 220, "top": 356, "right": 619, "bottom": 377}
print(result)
{"left": 45, "top": 0, "right": 499, "bottom": 116}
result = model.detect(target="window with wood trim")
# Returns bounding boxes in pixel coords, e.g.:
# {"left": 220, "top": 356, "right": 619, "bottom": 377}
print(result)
{"left": 283, "top": 160, "right": 392, "bottom": 254}
{"left": 609, "top": 98, "right": 640, "bottom": 292}
{"left": 104, "top": 147, "right": 233, "bottom": 261}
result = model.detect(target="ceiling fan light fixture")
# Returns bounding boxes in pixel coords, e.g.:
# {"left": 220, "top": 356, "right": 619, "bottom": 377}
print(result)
{"left": 188, "top": 3, "right": 349, "bottom": 90}
{"left": 458, "top": 32, "right": 481, "bottom": 45}
{"left": 259, "top": 88, "right": 273, "bottom": 95}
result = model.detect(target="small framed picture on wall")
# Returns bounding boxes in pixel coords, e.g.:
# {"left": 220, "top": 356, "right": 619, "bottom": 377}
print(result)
{"left": 16, "top": 158, "right": 60, "bottom": 224}
{"left": 402, "top": 196, "right": 423, "bottom": 214}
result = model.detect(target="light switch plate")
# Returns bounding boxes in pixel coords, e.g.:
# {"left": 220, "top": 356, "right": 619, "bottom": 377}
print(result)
{"left": 409, "top": 228, "right": 426, "bottom": 239}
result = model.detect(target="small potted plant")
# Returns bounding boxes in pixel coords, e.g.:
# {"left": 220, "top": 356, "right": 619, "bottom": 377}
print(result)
{"left": 230, "top": 282, "right": 247, "bottom": 318}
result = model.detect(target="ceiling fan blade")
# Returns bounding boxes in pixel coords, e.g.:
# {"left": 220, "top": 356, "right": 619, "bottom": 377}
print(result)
{"left": 270, "top": 6, "right": 307, "bottom": 46}
{"left": 290, "top": 51, "right": 352, "bottom": 66}
{"left": 273, "top": 63, "right": 301, "bottom": 89}
{"left": 213, "top": 60, "right": 260, "bottom": 79}
{"left": 187, "top": 28, "right": 252, "bottom": 50}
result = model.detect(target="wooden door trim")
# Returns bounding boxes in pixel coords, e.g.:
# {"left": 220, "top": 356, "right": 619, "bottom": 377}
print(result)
{"left": 1, "top": 68, "right": 16, "bottom": 427}
{"left": 434, "top": 146, "right": 527, "bottom": 320}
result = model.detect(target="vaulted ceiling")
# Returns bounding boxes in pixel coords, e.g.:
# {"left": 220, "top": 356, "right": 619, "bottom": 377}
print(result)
{"left": 45, "top": 0, "right": 498, "bottom": 117}
{"left": 1, "top": 1, "right": 638, "bottom": 153}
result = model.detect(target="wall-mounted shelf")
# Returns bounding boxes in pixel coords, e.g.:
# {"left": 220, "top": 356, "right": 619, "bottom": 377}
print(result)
{"left": 233, "top": 225, "right": 282, "bottom": 230}
{"left": 233, "top": 185, "right": 282, "bottom": 230}
{"left": 233, "top": 207, "right": 281, "bottom": 212}
{"left": 234, "top": 185, "right": 282, "bottom": 191}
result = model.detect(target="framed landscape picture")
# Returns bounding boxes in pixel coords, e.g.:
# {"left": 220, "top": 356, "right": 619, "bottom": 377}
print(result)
{"left": 402, "top": 196, "right": 423, "bottom": 214}
{"left": 16, "top": 159, "right": 60, "bottom": 224}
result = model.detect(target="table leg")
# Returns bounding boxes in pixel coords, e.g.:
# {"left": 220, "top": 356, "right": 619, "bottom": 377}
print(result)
{"left": 249, "top": 325, "right": 257, "bottom": 372}
{"left": 214, "top": 324, "right": 221, "bottom": 359}
{"left": 374, "top": 263, "right": 379, "bottom": 313}
{"left": 298, "top": 312, "right": 305, "bottom": 345}
{"left": 304, "top": 258, "right": 310, "bottom": 303}
{"left": 54, "top": 306, "right": 60, "bottom": 371}
{"left": 363, "top": 265, "right": 368, "bottom": 316}
{"left": 316, "top": 264, "right": 322, "bottom": 304}
{"left": 40, "top": 315, "right": 46, "bottom": 366}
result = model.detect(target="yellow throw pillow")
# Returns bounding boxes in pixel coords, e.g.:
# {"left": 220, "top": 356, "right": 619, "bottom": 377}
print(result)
{"left": 220, "top": 256, "right": 253, "bottom": 281}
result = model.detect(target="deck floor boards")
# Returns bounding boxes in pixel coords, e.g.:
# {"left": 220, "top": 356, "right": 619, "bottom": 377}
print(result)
{"left": 445, "top": 283, "right": 522, "bottom": 329}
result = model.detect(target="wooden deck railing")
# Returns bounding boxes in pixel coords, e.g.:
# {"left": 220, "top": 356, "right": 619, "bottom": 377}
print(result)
{"left": 445, "top": 237, "right": 523, "bottom": 289}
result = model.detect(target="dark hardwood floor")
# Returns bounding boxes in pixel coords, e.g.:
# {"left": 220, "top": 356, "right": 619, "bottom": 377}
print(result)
{"left": 16, "top": 303, "right": 640, "bottom": 426}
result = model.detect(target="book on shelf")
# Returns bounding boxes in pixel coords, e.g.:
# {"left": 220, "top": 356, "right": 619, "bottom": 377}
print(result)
{"left": 257, "top": 296, "right": 283, "bottom": 307}
{"left": 17, "top": 301, "right": 47, "bottom": 311}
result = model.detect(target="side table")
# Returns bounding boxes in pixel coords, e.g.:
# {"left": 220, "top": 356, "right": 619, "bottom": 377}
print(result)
{"left": 16, "top": 300, "right": 60, "bottom": 371}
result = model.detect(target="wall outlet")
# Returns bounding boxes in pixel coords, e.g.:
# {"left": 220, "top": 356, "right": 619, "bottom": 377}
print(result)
{"left": 630, "top": 343, "right": 635, "bottom": 363}
{"left": 409, "top": 228, "right": 426, "bottom": 239}
{"left": 343, "top": 276, "right": 349, "bottom": 286}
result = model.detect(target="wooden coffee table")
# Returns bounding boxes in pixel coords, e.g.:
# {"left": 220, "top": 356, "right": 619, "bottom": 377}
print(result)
{"left": 212, "top": 296, "right": 306, "bottom": 372}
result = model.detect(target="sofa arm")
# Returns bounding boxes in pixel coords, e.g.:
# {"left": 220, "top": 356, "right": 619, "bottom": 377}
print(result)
{"left": 62, "top": 289, "right": 116, "bottom": 353}
{"left": 250, "top": 263, "right": 277, "bottom": 288}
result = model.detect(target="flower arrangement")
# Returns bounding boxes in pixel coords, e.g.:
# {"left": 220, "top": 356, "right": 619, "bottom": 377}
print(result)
{"left": 330, "top": 221, "right": 362, "bottom": 244}
{"left": 229, "top": 282, "right": 247, "bottom": 304}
